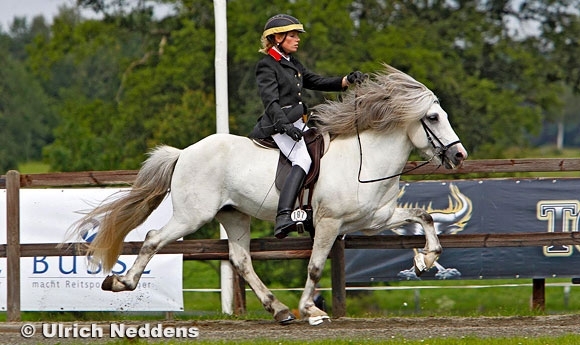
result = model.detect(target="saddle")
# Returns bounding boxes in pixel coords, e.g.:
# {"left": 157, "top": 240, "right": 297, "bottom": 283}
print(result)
{"left": 252, "top": 128, "right": 328, "bottom": 236}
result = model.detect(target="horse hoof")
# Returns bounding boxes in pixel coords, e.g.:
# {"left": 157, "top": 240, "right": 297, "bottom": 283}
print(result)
{"left": 102, "top": 275, "right": 115, "bottom": 291}
{"left": 413, "top": 253, "right": 427, "bottom": 275}
{"left": 275, "top": 310, "right": 296, "bottom": 325}
{"left": 308, "top": 315, "right": 330, "bottom": 326}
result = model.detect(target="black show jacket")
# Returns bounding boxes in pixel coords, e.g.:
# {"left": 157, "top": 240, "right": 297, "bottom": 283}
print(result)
{"left": 249, "top": 53, "right": 344, "bottom": 138}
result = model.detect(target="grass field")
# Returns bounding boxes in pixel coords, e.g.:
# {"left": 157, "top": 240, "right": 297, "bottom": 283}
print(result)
{"left": 179, "top": 260, "right": 580, "bottom": 318}
{"left": 5, "top": 258, "right": 580, "bottom": 323}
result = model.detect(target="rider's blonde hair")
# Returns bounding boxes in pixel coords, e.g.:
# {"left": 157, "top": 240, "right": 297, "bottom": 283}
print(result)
{"left": 259, "top": 36, "right": 274, "bottom": 54}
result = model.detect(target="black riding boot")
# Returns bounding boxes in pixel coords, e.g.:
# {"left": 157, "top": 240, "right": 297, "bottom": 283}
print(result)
{"left": 275, "top": 165, "right": 306, "bottom": 239}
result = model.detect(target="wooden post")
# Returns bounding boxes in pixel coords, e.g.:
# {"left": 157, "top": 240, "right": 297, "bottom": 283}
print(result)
{"left": 6, "top": 170, "right": 21, "bottom": 321}
{"left": 330, "top": 237, "right": 346, "bottom": 318}
{"left": 532, "top": 278, "right": 545, "bottom": 311}
{"left": 233, "top": 272, "right": 246, "bottom": 315}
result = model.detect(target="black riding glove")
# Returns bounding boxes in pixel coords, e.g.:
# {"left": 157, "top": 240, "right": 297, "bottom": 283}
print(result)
{"left": 347, "top": 71, "right": 368, "bottom": 85}
{"left": 282, "top": 124, "right": 303, "bottom": 141}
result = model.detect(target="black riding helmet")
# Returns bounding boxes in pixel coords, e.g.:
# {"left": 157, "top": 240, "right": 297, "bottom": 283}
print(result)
{"left": 262, "top": 14, "right": 306, "bottom": 49}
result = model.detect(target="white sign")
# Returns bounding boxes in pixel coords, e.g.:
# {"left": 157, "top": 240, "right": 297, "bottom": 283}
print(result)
{"left": 0, "top": 189, "right": 183, "bottom": 311}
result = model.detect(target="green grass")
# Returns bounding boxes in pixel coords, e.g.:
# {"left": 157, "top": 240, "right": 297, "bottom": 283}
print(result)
{"left": 17, "top": 161, "right": 51, "bottom": 173}
{"left": 6, "top": 260, "right": 575, "bottom": 322}
{"left": 6, "top": 261, "right": 580, "bottom": 321}
{"left": 178, "top": 260, "right": 580, "bottom": 319}
{"left": 343, "top": 279, "right": 580, "bottom": 317}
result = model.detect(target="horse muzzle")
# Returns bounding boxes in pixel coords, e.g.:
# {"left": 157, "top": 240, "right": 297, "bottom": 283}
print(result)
{"left": 441, "top": 142, "right": 468, "bottom": 169}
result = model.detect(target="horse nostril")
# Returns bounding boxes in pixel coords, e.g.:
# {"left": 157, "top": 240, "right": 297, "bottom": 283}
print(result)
{"left": 456, "top": 149, "right": 468, "bottom": 160}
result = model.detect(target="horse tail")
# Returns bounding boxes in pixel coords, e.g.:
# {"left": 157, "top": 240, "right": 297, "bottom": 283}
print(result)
{"left": 77, "top": 145, "right": 181, "bottom": 272}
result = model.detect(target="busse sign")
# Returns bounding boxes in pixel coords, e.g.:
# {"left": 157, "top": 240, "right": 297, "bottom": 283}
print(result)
{"left": 0, "top": 189, "right": 183, "bottom": 311}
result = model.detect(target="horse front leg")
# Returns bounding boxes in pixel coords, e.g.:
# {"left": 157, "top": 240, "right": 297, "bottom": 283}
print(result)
{"left": 299, "top": 219, "right": 339, "bottom": 326}
{"left": 385, "top": 208, "right": 442, "bottom": 276}
{"left": 216, "top": 210, "right": 294, "bottom": 324}
{"left": 415, "top": 210, "right": 442, "bottom": 274}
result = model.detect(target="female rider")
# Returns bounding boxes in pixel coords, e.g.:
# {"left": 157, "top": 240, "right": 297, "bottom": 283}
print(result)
{"left": 249, "top": 14, "right": 366, "bottom": 239}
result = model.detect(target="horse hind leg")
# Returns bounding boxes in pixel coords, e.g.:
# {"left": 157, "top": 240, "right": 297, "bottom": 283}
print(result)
{"left": 216, "top": 208, "right": 295, "bottom": 324}
{"left": 102, "top": 216, "right": 200, "bottom": 292}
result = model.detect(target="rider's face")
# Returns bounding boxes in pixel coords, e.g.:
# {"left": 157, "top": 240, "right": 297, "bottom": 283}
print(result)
{"left": 276, "top": 31, "right": 301, "bottom": 54}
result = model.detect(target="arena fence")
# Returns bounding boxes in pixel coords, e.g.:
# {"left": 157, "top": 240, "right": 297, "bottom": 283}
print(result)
{"left": 3, "top": 158, "right": 580, "bottom": 321}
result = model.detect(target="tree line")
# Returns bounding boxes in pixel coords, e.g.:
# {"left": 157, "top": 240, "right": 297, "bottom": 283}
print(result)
{"left": 1, "top": 0, "right": 580, "bottom": 174}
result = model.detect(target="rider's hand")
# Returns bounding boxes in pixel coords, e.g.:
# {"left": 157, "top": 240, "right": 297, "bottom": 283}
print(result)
{"left": 347, "top": 71, "right": 368, "bottom": 85}
{"left": 282, "top": 124, "right": 303, "bottom": 141}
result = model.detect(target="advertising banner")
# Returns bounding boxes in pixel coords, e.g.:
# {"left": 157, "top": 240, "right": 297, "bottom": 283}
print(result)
{"left": 345, "top": 178, "right": 580, "bottom": 282}
{"left": 0, "top": 189, "right": 183, "bottom": 311}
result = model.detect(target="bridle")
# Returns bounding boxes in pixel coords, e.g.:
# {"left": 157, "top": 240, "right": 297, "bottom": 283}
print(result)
{"left": 356, "top": 116, "right": 462, "bottom": 184}
{"left": 420, "top": 118, "right": 462, "bottom": 168}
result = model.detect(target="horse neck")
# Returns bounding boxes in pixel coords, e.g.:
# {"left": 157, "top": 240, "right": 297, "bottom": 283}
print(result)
{"left": 325, "top": 130, "right": 413, "bottom": 183}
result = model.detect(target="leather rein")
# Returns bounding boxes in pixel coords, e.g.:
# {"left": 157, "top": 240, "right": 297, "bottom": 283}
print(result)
{"left": 356, "top": 118, "right": 462, "bottom": 184}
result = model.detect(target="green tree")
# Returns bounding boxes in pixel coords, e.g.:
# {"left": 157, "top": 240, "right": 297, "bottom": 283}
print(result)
{"left": 0, "top": 15, "right": 54, "bottom": 173}
{"left": 0, "top": 54, "right": 55, "bottom": 172}
{"left": 0, "top": 15, "right": 54, "bottom": 170}
{"left": 36, "top": 1, "right": 227, "bottom": 170}
{"left": 31, "top": 6, "right": 159, "bottom": 170}
{"left": 346, "top": 0, "right": 559, "bottom": 157}
{"left": 24, "top": 0, "right": 580, "bottom": 167}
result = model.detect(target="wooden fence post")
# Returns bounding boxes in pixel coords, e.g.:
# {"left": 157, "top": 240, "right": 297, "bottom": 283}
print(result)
{"left": 532, "top": 278, "right": 545, "bottom": 311}
{"left": 330, "top": 237, "right": 346, "bottom": 318}
{"left": 233, "top": 272, "right": 246, "bottom": 315}
{"left": 6, "top": 170, "right": 21, "bottom": 322}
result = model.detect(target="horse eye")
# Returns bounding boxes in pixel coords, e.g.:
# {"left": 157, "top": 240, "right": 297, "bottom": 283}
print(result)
{"left": 427, "top": 114, "right": 439, "bottom": 121}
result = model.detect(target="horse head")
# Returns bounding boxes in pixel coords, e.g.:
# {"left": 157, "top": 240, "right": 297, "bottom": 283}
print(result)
{"left": 408, "top": 99, "right": 468, "bottom": 169}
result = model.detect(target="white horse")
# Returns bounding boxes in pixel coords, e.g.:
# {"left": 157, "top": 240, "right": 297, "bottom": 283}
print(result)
{"left": 71, "top": 64, "right": 467, "bottom": 326}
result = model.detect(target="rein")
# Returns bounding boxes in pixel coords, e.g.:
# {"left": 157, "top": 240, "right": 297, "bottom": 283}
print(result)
{"left": 355, "top": 118, "right": 461, "bottom": 184}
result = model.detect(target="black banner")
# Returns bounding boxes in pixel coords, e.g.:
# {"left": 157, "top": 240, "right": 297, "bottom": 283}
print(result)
{"left": 345, "top": 178, "right": 580, "bottom": 282}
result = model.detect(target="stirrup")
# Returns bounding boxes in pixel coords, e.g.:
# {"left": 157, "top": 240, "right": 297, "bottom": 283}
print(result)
{"left": 291, "top": 209, "right": 307, "bottom": 234}
{"left": 274, "top": 209, "right": 308, "bottom": 239}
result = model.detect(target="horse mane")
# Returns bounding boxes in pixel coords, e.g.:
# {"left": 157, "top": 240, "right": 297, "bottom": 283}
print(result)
{"left": 311, "top": 64, "right": 437, "bottom": 136}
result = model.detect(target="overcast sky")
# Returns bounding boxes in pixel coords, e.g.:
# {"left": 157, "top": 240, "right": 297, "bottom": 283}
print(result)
{"left": 1, "top": 0, "right": 77, "bottom": 30}
{"left": 1, "top": 0, "right": 174, "bottom": 32}
{"left": 1, "top": 1, "right": 539, "bottom": 38}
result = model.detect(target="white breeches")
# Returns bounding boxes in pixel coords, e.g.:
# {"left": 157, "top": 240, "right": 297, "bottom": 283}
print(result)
{"left": 272, "top": 119, "right": 311, "bottom": 174}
